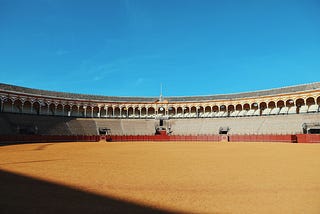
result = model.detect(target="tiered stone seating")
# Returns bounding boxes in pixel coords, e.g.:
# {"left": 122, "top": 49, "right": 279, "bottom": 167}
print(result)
{"left": 95, "top": 119, "right": 123, "bottom": 135}
{"left": 170, "top": 113, "right": 320, "bottom": 135}
{"left": 2, "top": 111, "right": 320, "bottom": 137}
{"left": 121, "top": 119, "right": 155, "bottom": 135}
{"left": 0, "top": 115, "right": 14, "bottom": 134}
{"left": 0, "top": 113, "right": 72, "bottom": 135}
{"left": 66, "top": 119, "right": 97, "bottom": 135}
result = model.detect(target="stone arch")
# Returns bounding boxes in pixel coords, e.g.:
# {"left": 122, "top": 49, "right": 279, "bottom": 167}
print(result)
{"left": 251, "top": 103, "right": 259, "bottom": 110}
{"left": 86, "top": 105, "right": 93, "bottom": 117}
{"left": 55, "top": 104, "right": 63, "bottom": 116}
{"left": 140, "top": 107, "right": 147, "bottom": 116}
{"left": 114, "top": 106, "right": 121, "bottom": 117}
{"left": 92, "top": 106, "right": 99, "bottom": 117}
{"left": 277, "top": 100, "right": 285, "bottom": 108}
{"left": 48, "top": 103, "right": 55, "bottom": 115}
{"left": 32, "top": 101, "right": 40, "bottom": 115}
{"left": 76, "top": 105, "right": 83, "bottom": 117}
{"left": 168, "top": 106, "right": 175, "bottom": 116}
{"left": 268, "top": 101, "right": 276, "bottom": 109}
{"left": 121, "top": 106, "right": 127, "bottom": 117}
{"left": 13, "top": 99, "right": 23, "bottom": 113}
{"left": 243, "top": 103, "right": 250, "bottom": 110}
{"left": 100, "top": 106, "right": 106, "bottom": 117}
{"left": 2, "top": 98, "right": 13, "bottom": 112}
{"left": 64, "top": 104, "right": 71, "bottom": 116}
{"left": 190, "top": 106, "right": 197, "bottom": 114}
{"left": 296, "top": 98, "right": 305, "bottom": 107}
{"left": 176, "top": 107, "right": 183, "bottom": 114}
{"left": 235, "top": 104, "right": 242, "bottom": 111}
{"left": 227, "top": 105, "right": 235, "bottom": 113}
{"left": 212, "top": 105, "right": 219, "bottom": 112}
{"left": 24, "top": 100, "right": 33, "bottom": 114}
{"left": 220, "top": 105, "right": 226, "bottom": 112}
{"left": 158, "top": 106, "right": 165, "bottom": 115}
{"left": 134, "top": 107, "right": 140, "bottom": 117}
{"left": 128, "top": 107, "right": 134, "bottom": 117}
{"left": 198, "top": 106, "right": 204, "bottom": 114}
{"left": 205, "top": 106, "right": 211, "bottom": 113}
{"left": 259, "top": 102, "right": 267, "bottom": 110}
{"left": 306, "top": 97, "right": 315, "bottom": 106}
{"left": 70, "top": 105, "right": 78, "bottom": 117}
{"left": 183, "top": 106, "right": 189, "bottom": 114}
{"left": 286, "top": 99, "right": 295, "bottom": 107}
{"left": 147, "top": 107, "right": 155, "bottom": 116}
{"left": 39, "top": 101, "right": 49, "bottom": 115}
{"left": 106, "top": 107, "right": 113, "bottom": 117}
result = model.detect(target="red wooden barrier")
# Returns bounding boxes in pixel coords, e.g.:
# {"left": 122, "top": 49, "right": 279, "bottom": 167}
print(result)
{"left": 296, "top": 134, "right": 320, "bottom": 143}
{"left": 0, "top": 134, "right": 313, "bottom": 144}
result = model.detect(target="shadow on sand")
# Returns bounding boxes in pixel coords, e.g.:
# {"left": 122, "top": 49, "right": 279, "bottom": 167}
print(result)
{"left": 0, "top": 169, "right": 180, "bottom": 214}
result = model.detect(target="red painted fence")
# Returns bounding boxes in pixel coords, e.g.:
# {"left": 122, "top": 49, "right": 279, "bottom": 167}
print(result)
{"left": 109, "top": 135, "right": 223, "bottom": 142}
{"left": 0, "top": 134, "right": 319, "bottom": 143}
{"left": 0, "top": 135, "right": 100, "bottom": 143}
{"left": 229, "top": 134, "right": 297, "bottom": 143}
{"left": 296, "top": 134, "right": 320, "bottom": 143}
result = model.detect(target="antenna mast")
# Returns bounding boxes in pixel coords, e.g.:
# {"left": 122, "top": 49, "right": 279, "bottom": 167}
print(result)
{"left": 160, "top": 83, "right": 163, "bottom": 102}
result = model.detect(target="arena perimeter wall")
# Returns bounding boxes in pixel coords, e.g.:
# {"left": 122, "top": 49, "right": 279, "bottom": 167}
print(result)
{"left": 109, "top": 134, "right": 298, "bottom": 143}
{"left": 1, "top": 134, "right": 320, "bottom": 143}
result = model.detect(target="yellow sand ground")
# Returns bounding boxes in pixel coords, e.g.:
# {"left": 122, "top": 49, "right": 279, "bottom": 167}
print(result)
{"left": 0, "top": 141, "right": 320, "bottom": 213}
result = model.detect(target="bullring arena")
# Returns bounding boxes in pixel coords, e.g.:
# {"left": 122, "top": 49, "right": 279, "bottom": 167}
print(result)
{"left": 1, "top": 82, "right": 320, "bottom": 213}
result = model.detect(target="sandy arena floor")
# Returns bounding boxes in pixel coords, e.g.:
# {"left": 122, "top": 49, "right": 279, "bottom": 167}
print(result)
{"left": 0, "top": 141, "right": 320, "bottom": 213}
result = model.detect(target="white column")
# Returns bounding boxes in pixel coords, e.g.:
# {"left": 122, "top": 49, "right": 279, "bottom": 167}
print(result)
{"left": 0, "top": 99, "right": 3, "bottom": 112}
{"left": 62, "top": 105, "right": 65, "bottom": 116}
{"left": 104, "top": 106, "right": 109, "bottom": 118}
{"left": 98, "top": 106, "right": 101, "bottom": 118}
{"left": 31, "top": 102, "right": 34, "bottom": 114}
{"left": 47, "top": 104, "right": 50, "bottom": 115}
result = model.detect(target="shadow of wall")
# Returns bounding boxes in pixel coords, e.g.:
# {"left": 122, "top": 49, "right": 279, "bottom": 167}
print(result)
{"left": 0, "top": 169, "right": 181, "bottom": 214}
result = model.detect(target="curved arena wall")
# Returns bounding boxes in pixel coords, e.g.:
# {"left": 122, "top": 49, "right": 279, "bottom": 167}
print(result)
{"left": 1, "top": 82, "right": 320, "bottom": 119}
{"left": 1, "top": 83, "right": 320, "bottom": 143}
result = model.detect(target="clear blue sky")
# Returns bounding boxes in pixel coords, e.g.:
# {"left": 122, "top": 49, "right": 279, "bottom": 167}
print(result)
{"left": 1, "top": 0, "right": 320, "bottom": 97}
